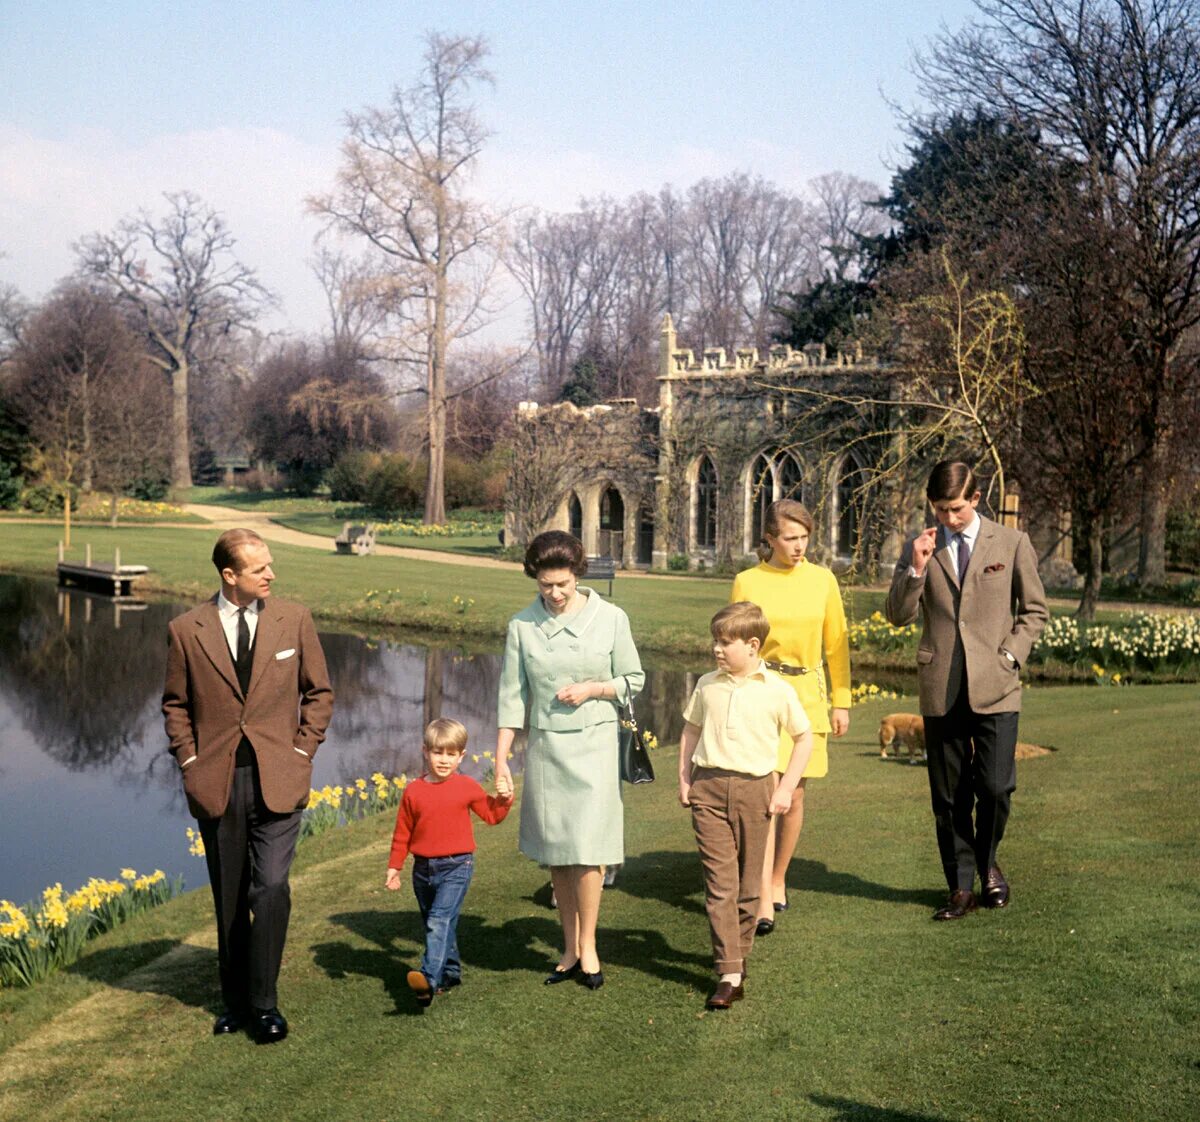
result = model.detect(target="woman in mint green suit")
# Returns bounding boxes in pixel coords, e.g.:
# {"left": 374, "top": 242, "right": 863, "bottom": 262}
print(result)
{"left": 494, "top": 531, "right": 643, "bottom": 989}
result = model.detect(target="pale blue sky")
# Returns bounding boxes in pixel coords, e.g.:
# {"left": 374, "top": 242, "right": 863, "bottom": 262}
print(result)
{"left": 1, "top": 0, "right": 979, "bottom": 335}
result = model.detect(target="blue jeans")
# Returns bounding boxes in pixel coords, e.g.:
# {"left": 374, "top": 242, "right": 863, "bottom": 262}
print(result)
{"left": 411, "top": 854, "right": 474, "bottom": 988}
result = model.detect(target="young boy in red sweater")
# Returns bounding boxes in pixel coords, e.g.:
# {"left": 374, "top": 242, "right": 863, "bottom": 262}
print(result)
{"left": 385, "top": 718, "right": 513, "bottom": 1006}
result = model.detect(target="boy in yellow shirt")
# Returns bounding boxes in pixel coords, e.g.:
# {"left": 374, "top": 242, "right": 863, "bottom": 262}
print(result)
{"left": 679, "top": 602, "right": 812, "bottom": 1010}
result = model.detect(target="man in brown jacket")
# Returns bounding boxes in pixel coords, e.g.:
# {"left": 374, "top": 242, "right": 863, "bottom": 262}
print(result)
{"left": 163, "top": 529, "right": 333, "bottom": 1041}
{"left": 886, "top": 462, "right": 1047, "bottom": 921}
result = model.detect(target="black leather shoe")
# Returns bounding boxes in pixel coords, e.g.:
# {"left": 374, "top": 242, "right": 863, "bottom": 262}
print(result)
{"left": 436, "top": 975, "right": 462, "bottom": 994}
{"left": 982, "top": 866, "right": 1010, "bottom": 908}
{"left": 544, "top": 961, "right": 580, "bottom": 985}
{"left": 578, "top": 969, "right": 604, "bottom": 990}
{"left": 933, "top": 889, "right": 978, "bottom": 921}
{"left": 252, "top": 1008, "right": 288, "bottom": 1044}
{"left": 755, "top": 918, "right": 775, "bottom": 936}
{"left": 773, "top": 893, "right": 789, "bottom": 913}
{"left": 212, "top": 1009, "right": 246, "bottom": 1035}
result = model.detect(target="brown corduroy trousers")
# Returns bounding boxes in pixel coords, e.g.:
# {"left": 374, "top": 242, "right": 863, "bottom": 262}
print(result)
{"left": 688, "top": 766, "right": 774, "bottom": 975}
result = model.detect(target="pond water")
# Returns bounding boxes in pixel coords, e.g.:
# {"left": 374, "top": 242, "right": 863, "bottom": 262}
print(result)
{"left": 0, "top": 576, "right": 701, "bottom": 904}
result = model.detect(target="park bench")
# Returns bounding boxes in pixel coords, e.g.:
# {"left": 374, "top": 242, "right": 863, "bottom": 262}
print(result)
{"left": 335, "top": 522, "right": 377, "bottom": 556}
{"left": 586, "top": 555, "right": 617, "bottom": 597}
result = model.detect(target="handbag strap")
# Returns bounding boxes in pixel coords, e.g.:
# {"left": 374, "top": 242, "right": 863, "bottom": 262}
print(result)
{"left": 620, "top": 674, "right": 637, "bottom": 722}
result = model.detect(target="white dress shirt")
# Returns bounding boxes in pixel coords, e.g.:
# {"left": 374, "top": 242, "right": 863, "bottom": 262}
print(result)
{"left": 217, "top": 591, "right": 260, "bottom": 660}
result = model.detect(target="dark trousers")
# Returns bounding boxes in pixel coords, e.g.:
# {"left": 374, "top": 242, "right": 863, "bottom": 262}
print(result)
{"left": 198, "top": 762, "right": 302, "bottom": 1012}
{"left": 412, "top": 853, "right": 474, "bottom": 988}
{"left": 924, "top": 687, "right": 1019, "bottom": 892}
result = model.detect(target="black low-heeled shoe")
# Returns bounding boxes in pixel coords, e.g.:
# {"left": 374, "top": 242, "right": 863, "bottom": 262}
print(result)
{"left": 578, "top": 970, "right": 604, "bottom": 990}
{"left": 755, "top": 918, "right": 775, "bottom": 936}
{"left": 773, "top": 894, "right": 789, "bottom": 913}
{"left": 544, "top": 962, "right": 581, "bottom": 985}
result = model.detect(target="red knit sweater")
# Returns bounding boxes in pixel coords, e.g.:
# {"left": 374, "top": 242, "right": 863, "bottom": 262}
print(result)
{"left": 387, "top": 773, "right": 512, "bottom": 869}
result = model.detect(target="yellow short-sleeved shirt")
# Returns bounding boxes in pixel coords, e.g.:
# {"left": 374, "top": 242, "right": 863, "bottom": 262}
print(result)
{"left": 682, "top": 662, "right": 811, "bottom": 777}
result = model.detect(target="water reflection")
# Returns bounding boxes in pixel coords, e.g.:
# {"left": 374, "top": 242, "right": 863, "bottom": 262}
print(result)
{"left": 0, "top": 576, "right": 701, "bottom": 903}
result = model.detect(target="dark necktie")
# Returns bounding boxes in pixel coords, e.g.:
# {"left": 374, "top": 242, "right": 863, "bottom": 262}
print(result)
{"left": 235, "top": 607, "right": 252, "bottom": 695}
{"left": 957, "top": 533, "right": 970, "bottom": 582}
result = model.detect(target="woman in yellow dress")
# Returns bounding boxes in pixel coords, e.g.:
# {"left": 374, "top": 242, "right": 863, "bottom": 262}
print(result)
{"left": 730, "top": 499, "right": 851, "bottom": 933}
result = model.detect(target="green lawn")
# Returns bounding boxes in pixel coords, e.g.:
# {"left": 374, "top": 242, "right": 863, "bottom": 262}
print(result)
{"left": 1, "top": 685, "right": 1196, "bottom": 1121}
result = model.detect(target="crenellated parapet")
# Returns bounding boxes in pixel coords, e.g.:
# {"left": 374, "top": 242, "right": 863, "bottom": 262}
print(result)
{"left": 659, "top": 314, "right": 873, "bottom": 380}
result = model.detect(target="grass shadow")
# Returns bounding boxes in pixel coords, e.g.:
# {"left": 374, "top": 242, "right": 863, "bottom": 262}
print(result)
{"left": 792, "top": 858, "right": 944, "bottom": 909}
{"left": 608, "top": 849, "right": 709, "bottom": 917}
{"left": 808, "top": 1093, "right": 952, "bottom": 1121}
{"left": 67, "top": 939, "right": 221, "bottom": 1013}
{"left": 317, "top": 907, "right": 712, "bottom": 1002}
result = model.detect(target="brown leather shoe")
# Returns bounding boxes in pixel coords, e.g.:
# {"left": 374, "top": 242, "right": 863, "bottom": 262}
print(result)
{"left": 705, "top": 980, "right": 745, "bottom": 1010}
{"left": 982, "top": 866, "right": 1010, "bottom": 908}
{"left": 933, "top": 889, "right": 978, "bottom": 921}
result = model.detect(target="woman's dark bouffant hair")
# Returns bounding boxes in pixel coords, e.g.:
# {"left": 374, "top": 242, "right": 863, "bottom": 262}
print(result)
{"left": 523, "top": 530, "right": 589, "bottom": 579}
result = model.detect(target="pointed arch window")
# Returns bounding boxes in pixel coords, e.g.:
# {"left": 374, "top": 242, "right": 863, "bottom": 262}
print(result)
{"left": 748, "top": 452, "right": 774, "bottom": 547}
{"left": 778, "top": 453, "right": 804, "bottom": 502}
{"left": 568, "top": 493, "right": 582, "bottom": 540}
{"left": 696, "top": 455, "right": 718, "bottom": 549}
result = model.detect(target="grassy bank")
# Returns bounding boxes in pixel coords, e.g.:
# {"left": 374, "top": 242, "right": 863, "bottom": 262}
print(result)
{"left": 0, "top": 523, "right": 759, "bottom": 657}
{"left": 1, "top": 685, "right": 1196, "bottom": 1121}
{"left": 2, "top": 524, "right": 1195, "bottom": 681}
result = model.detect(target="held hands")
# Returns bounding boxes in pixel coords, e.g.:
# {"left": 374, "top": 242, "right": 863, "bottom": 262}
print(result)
{"left": 769, "top": 786, "right": 794, "bottom": 816}
{"left": 494, "top": 760, "right": 514, "bottom": 799}
{"left": 831, "top": 708, "right": 850, "bottom": 737}
{"left": 385, "top": 868, "right": 402, "bottom": 892}
{"left": 910, "top": 527, "right": 938, "bottom": 575}
{"left": 556, "top": 681, "right": 599, "bottom": 707}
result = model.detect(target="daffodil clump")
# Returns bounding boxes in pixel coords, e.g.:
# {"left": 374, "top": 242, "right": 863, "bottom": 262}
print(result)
{"left": 848, "top": 612, "right": 919, "bottom": 654}
{"left": 850, "top": 682, "right": 902, "bottom": 705}
{"left": 1036, "top": 612, "right": 1200, "bottom": 678}
{"left": 300, "top": 773, "right": 409, "bottom": 841}
{"left": 372, "top": 514, "right": 502, "bottom": 538}
{"left": 0, "top": 868, "right": 181, "bottom": 988}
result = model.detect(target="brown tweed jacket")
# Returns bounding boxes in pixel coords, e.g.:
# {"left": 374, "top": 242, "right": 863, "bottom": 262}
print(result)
{"left": 162, "top": 595, "right": 334, "bottom": 819}
{"left": 885, "top": 517, "right": 1048, "bottom": 717}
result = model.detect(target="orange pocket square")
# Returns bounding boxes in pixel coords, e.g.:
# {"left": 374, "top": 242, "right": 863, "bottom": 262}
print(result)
{"left": 983, "top": 562, "right": 1006, "bottom": 573}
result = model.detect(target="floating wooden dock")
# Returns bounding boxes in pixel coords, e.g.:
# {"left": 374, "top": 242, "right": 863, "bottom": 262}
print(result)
{"left": 56, "top": 542, "right": 149, "bottom": 598}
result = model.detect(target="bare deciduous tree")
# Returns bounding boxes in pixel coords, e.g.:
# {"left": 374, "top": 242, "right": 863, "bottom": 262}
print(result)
{"left": 309, "top": 33, "right": 501, "bottom": 524}
{"left": 75, "top": 191, "right": 270, "bottom": 490}
{"left": 916, "top": 0, "right": 1200, "bottom": 584}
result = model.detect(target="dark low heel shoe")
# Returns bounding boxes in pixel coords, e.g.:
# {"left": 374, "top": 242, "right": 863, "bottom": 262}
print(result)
{"left": 578, "top": 970, "right": 604, "bottom": 990}
{"left": 212, "top": 1009, "right": 246, "bottom": 1035}
{"left": 544, "top": 962, "right": 580, "bottom": 985}
{"left": 252, "top": 1008, "right": 288, "bottom": 1044}
{"left": 755, "top": 918, "right": 775, "bottom": 936}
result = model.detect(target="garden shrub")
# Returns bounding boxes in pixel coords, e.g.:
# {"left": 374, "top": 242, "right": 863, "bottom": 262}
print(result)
{"left": 0, "top": 461, "right": 22, "bottom": 509}
{"left": 328, "top": 450, "right": 380, "bottom": 503}
{"left": 364, "top": 452, "right": 425, "bottom": 516}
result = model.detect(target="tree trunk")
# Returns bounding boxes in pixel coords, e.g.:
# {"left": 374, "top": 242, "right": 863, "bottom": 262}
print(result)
{"left": 424, "top": 258, "right": 448, "bottom": 525}
{"left": 1076, "top": 517, "right": 1103, "bottom": 620}
{"left": 109, "top": 491, "right": 119, "bottom": 528}
{"left": 1137, "top": 459, "right": 1168, "bottom": 587}
{"left": 170, "top": 361, "right": 193, "bottom": 491}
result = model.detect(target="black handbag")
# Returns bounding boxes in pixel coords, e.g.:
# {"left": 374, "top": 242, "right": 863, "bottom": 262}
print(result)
{"left": 617, "top": 675, "right": 654, "bottom": 785}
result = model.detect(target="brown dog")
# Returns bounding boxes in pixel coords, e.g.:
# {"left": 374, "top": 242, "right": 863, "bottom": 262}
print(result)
{"left": 879, "top": 713, "right": 926, "bottom": 763}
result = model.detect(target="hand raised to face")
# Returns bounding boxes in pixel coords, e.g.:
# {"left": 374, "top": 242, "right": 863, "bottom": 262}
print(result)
{"left": 911, "top": 527, "right": 938, "bottom": 575}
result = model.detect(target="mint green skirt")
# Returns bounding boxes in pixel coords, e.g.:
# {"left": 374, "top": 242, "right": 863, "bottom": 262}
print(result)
{"left": 518, "top": 723, "right": 624, "bottom": 866}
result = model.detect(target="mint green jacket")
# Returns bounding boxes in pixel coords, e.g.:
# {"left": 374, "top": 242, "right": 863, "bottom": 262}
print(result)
{"left": 497, "top": 588, "right": 644, "bottom": 731}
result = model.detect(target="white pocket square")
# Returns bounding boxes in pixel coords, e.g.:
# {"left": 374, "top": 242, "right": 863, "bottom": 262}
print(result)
{"left": 274, "top": 648, "right": 296, "bottom": 660}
